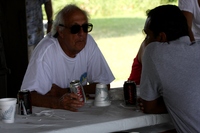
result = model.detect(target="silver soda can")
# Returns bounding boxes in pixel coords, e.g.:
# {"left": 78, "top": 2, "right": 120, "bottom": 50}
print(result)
{"left": 69, "top": 80, "right": 86, "bottom": 103}
{"left": 123, "top": 81, "right": 137, "bottom": 106}
{"left": 17, "top": 90, "right": 32, "bottom": 115}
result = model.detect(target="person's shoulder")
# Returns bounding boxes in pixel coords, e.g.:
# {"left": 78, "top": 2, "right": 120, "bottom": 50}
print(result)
{"left": 80, "top": 34, "right": 99, "bottom": 54}
{"left": 178, "top": 0, "right": 195, "bottom": 12}
{"left": 40, "top": 33, "right": 56, "bottom": 44}
{"left": 32, "top": 35, "right": 58, "bottom": 61}
{"left": 87, "top": 34, "right": 95, "bottom": 42}
{"left": 145, "top": 41, "right": 161, "bottom": 51}
{"left": 85, "top": 34, "right": 97, "bottom": 47}
{"left": 35, "top": 33, "right": 57, "bottom": 53}
{"left": 144, "top": 41, "right": 170, "bottom": 57}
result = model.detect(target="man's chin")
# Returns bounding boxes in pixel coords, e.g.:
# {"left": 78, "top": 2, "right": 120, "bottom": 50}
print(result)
{"left": 74, "top": 47, "right": 83, "bottom": 54}
{"left": 77, "top": 44, "right": 85, "bottom": 51}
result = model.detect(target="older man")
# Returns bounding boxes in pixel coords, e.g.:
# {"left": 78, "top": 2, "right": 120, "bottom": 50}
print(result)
{"left": 21, "top": 4, "right": 115, "bottom": 112}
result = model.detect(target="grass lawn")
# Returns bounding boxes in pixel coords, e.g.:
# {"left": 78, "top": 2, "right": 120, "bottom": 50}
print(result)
{"left": 89, "top": 15, "right": 146, "bottom": 87}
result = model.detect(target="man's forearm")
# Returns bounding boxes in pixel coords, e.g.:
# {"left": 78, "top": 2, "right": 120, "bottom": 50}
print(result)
{"left": 30, "top": 84, "right": 69, "bottom": 109}
{"left": 141, "top": 97, "right": 168, "bottom": 114}
{"left": 45, "top": 1, "right": 53, "bottom": 22}
{"left": 45, "top": 0, "right": 53, "bottom": 33}
{"left": 48, "top": 84, "right": 70, "bottom": 97}
{"left": 144, "top": 104, "right": 168, "bottom": 114}
{"left": 31, "top": 91, "right": 61, "bottom": 109}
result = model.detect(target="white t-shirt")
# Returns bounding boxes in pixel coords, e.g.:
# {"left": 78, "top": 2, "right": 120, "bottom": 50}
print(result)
{"left": 179, "top": 0, "right": 200, "bottom": 40}
{"left": 21, "top": 34, "right": 115, "bottom": 95}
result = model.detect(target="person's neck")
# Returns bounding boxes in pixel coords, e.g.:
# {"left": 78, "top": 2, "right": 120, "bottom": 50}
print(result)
{"left": 57, "top": 38, "right": 76, "bottom": 58}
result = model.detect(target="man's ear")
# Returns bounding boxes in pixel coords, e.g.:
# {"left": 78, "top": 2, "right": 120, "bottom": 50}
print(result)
{"left": 157, "top": 32, "right": 167, "bottom": 42}
{"left": 57, "top": 27, "right": 64, "bottom": 38}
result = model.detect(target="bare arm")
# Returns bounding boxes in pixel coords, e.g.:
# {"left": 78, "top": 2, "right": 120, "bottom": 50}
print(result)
{"left": 137, "top": 40, "right": 146, "bottom": 63}
{"left": 31, "top": 91, "right": 60, "bottom": 109}
{"left": 44, "top": 0, "right": 53, "bottom": 33}
{"left": 182, "top": 11, "right": 195, "bottom": 42}
{"left": 138, "top": 96, "right": 168, "bottom": 114}
{"left": 127, "top": 40, "right": 146, "bottom": 84}
{"left": 31, "top": 84, "right": 84, "bottom": 112}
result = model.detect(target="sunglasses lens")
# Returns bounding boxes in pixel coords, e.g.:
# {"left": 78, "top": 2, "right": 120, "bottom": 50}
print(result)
{"left": 82, "top": 24, "right": 89, "bottom": 33}
{"left": 70, "top": 25, "right": 81, "bottom": 34}
{"left": 87, "top": 24, "right": 93, "bottom": 32}
{"left": 70, "top": 24, "right": 93, "bottom": 34}
{"left": 83, "top": 24, "right": 93, "bottom": 33}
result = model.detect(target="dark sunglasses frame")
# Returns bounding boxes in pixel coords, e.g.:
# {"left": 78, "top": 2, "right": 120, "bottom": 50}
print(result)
{"left": 59, "top": 23, "right": 93, "bottom": 34}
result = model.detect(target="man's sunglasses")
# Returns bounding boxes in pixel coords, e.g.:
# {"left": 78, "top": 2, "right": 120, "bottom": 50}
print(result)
{"left": 59, "top": 23, "right": 93, "bottom": 34}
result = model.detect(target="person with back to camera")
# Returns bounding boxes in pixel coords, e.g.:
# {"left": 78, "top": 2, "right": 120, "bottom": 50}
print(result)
{"left": 128, "top": 0, "right": 200, "bottom": 85}
{"left": 137, "top": 5, "right": 200, "bottom": 133}
{"left": 178, "top": 0, "right": 200, "bottom": 42}
{"left": 21, "top": 4, "right": 115, "bottom": 112}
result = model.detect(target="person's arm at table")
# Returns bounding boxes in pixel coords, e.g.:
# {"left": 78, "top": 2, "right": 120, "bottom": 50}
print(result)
{"left": 137, "top": 40, "right": 146, "bottom": 63}
{"left": 138, "top": 96, "right": 168, "bottom": 114}
{"left": 31, "top": 84, "right": 84, "bottom": 112}
{"left": 128, "top": 54, "right": 142, "bottom": 85}
{"left": 128, "top": 40, "right": 147, "bottom": 85}
{"left": 181, "top": 11, "right": 195, "bottom": 42}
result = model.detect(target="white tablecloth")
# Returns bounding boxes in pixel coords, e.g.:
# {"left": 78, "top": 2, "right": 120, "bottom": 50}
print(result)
{"left": 0, "top": 99, "right": 171, "bottom": 133}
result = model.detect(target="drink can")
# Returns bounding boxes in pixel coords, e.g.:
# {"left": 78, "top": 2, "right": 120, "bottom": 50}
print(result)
{"left": 69, "top": 80, "right": 86, "bottom": 103}
{"left": 123, "top": 81, "right": 137, "bottom": 106}
{"left": 17, "top": 90, "right": 32, "bottom": 115}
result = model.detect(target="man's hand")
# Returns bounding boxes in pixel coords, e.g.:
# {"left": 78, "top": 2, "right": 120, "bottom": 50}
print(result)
{"left": 137, "top": 97, "right": 168, "bottom": 114}
{"left": 59, "top": 93, "right": 84, "bottom": 112}
{"left": 138, "top": 97, "right": 145, "bottom": 112}
{"left": 31, "top": 84, "right": 84, "bottom": 112}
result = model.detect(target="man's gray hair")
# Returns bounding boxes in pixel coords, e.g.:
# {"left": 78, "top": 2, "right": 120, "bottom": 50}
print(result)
{"left": 51, "top": 4, "right": 89, "bottom": 37}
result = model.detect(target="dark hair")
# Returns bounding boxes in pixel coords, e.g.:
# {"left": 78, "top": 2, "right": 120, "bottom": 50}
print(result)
{"left": 146, "top": 5, "right": 189, "bottom": 41}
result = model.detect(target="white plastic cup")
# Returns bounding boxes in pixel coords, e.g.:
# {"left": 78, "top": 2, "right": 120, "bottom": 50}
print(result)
{"left": 94, "top": 83, "right": 111, "bottom": 106}
{"left": 0, "top": 98, "right": 17, "bottom": 123}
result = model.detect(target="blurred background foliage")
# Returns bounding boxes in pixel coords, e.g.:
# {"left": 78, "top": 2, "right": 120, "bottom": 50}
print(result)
{"left": 44, "top": 0, "right": 177, "bottom": 19}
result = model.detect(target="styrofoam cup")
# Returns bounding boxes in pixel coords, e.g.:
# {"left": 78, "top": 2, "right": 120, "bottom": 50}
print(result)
{"left": 94, "top": 83, "right": 111, "bottom": 107}
{"left": 0, "top": 98, "right": 17, "bottom": 123}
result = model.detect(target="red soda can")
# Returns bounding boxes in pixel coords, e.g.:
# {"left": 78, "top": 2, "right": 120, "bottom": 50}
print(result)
{"left": 17, "top": 90, "right": 32, "bottom": 115}
{"left": 70, "top": 80, "right": 86, "bottom": 103}
{"left": 123, "top": 81, "right": 137, "bottom": 106}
